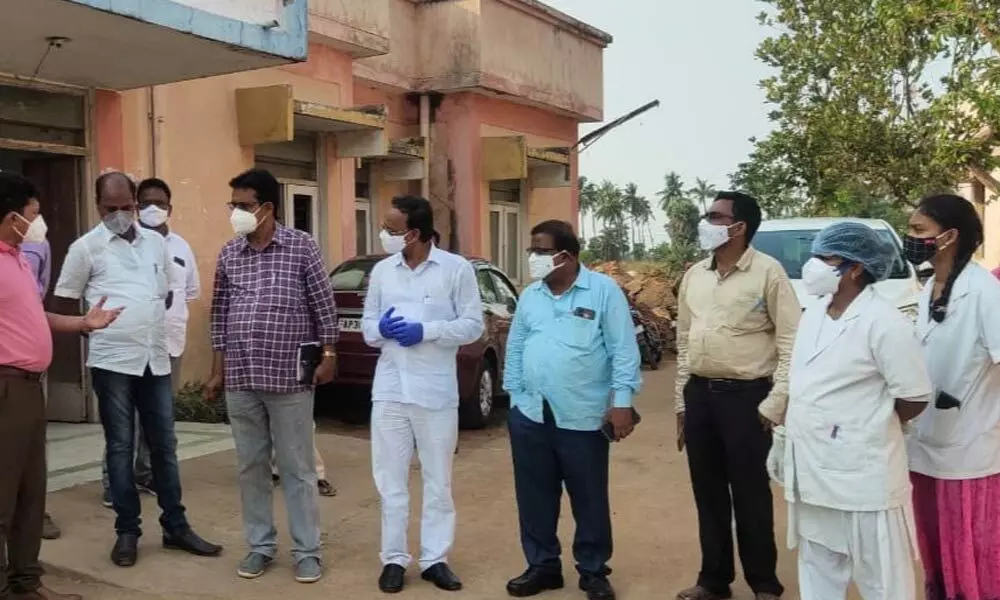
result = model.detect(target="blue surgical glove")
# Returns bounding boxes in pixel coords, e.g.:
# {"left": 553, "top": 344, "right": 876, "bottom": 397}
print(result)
{"left": 378, "top": 307, "right": 404, "bottom": 339}
{"left": 393, "top": 321, "right": 424, "bottom": 347}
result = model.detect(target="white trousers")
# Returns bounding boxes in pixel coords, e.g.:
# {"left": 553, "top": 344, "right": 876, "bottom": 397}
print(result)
{"left": 371, "top": 400, "right": 458, "bottom": 570}
{"left": 797, "top": 504, "right": 916, "bottom": 600}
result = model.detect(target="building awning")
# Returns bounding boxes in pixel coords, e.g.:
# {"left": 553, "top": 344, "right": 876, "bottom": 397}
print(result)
{"left": 377, "top": 138, "right": 426, "bottom": 181}
{"left": 481, "top": 136, "right": 570, "bottom": 187}
{"left": 0, "top": 0, "right": 306, "bottom": 90}
{"left": 527, "top": 147, "right": 571, "bottom": 188}
{"left": 236, "top": 84, "right": 388, "bottom": 157}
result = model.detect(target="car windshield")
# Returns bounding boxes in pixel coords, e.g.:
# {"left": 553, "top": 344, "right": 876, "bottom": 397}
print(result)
{"left": 329, "top": 258, "right": 380, "bottom": 291}
{"left": 752, "top": 228, "right": 910, "bottom": 280}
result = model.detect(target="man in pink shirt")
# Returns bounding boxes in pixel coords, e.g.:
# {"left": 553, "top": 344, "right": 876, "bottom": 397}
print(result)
{"left": 0, "top": 172, "right": 121, "bottom": 600}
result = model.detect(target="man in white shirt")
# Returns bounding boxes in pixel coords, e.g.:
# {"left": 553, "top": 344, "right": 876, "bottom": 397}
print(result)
{"left": 54, "top": 171, "right": 221, "bottom": 568}
{"left": 135, "top": 178, "right": 200, "bottom": 389}
{"left": 778, "top": 222, "right": 930, "bottom": 599}
{"left": 362, "top": 196, "right": 484, "bottom": 594}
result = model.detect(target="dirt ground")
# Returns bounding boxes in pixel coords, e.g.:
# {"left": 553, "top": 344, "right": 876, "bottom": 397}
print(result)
{"left": 40, "top": 362, "right": 857, "bottom": 600}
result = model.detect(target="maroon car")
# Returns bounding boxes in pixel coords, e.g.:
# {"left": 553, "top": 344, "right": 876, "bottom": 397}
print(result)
{"left": 325, "top": 254, "right": 520, "bottom": 429}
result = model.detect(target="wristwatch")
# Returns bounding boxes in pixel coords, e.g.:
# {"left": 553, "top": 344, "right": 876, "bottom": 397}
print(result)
{"left": 322, "top": 349, "right": 337, "bottom": 359}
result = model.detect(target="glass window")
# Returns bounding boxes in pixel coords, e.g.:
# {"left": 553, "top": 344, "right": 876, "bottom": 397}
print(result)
{"left": 491, "top": 271, "right": 518, "bottom": 306}
{"left": 752, "top": 228, "right": 910, "bottom": 280}
{"left": 489, "top": 210, "right": 501, "bottom": 266}
{"left": 293, "top": 194, "right": 313, "bottom": 232}
{"left": 506, "top": 211, "right": 520, "bottom": 280}
{"left": 476, "top": 269, "right": 500, "bottom": 304}
{"left": 329, "top": 258, "right": 379, "bottom": 291}
{"left": 355, "top": 208, "right": 369, "bottom": 255}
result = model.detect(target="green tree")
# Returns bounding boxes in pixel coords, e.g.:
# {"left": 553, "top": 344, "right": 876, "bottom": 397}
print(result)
{"left": 656, "top": 172, "right": 687, "bottom": 214}
{"left": 740, "top": 0, "right": 1000, "bottom": 213}
{"left": 593, "top": 180, "right": 631, "bottom": 260}
{"left": 688, "top": 178, "right": 717, "bottom": 213}
{"left": 623, "top": 182, "right": 653, "bottom": 250}
{"left": 578, "top": 176, "right": 599, "bottom": 241}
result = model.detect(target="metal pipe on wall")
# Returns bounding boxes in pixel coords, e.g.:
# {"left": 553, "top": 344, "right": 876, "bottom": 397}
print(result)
{"left": 147, "top": 86, "right": 161, "bottom": 177}
{"left": 420, "top": 93, "right": 430, "bottom": 199}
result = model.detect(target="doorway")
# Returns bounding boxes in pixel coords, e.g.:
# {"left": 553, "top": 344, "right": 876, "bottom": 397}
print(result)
{"left": 2, "top": 149, "right": 88, "bottom": 422}
{"left": 281, "top": 183, "right": 320, "bottom": 238}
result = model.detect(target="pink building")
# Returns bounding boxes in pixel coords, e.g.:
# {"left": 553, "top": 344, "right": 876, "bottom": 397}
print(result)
{"left": 103, "top": 0, "right": 613, "bottom": 399}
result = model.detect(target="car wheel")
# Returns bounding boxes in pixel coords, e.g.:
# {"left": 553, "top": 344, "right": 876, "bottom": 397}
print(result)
{"left": 459, "top": 362, "right": 495, "bottom": 430}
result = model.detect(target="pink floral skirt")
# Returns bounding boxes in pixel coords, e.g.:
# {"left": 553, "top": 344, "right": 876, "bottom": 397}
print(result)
{"left": 911, "top": 471, "right": 1000, "bottom": 600}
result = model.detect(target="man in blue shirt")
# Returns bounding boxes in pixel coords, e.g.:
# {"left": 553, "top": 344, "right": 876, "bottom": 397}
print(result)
{"left": 503, "top": 220, "right": 641, "bottom": 600}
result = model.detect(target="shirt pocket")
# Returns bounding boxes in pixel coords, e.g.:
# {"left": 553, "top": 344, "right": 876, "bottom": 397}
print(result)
{"left": 556, "top": 314, "right": 600, "bottom": 350}
{"left": 422, "top": 291, "right": 454, "bottom": 321}
{"left": 725, "top": 291, "right": 770, "bottom": 332}
{"left": 261, "top": 269, "right": 303, "bottom": 311}
{"left": 805, "top": 413, "right": 871, "bottom": 473}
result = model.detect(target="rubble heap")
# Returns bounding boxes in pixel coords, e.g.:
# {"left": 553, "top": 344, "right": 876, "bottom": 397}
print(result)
{"left": 589, "top": 262, "right": 679, "bottom": 352}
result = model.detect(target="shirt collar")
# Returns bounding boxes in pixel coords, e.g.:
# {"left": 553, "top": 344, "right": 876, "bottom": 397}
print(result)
{"left": 236, "top": 223, "right": 290, "bottom": 253}
{"left": 392, "top": 244, "right": 444, "bottom": 268}
{"left": 540, "top": 264, "right": 591, "bottom": 297}
{"left": 101, "top": 221, "right": 141, "bottom": 244}
{"left": 0, "top": 239, "right": 18, "bottom": 256}
{"left": 707, "top": 246, "right": 756, "bottom": 272}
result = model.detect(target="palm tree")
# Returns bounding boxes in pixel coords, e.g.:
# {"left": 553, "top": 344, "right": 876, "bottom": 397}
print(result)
{"left": 594, "top": 180, "right": 628, "bottom": 259}
{"left": 656, "top": 172, "right": 687, "bottom": 215}
{"left": 578, "top": 176, "right": 599, "bottom": 240}
{"left": 689, "top": 178, "right": 717, "bottom": 213}
{"left": 623, "top": 182, "right": 651, "bottom": 249}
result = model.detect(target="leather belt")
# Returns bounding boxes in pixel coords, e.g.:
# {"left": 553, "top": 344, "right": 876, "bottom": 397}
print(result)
{"left": 689, "top": 374, "right": 771, "bottom": 392}
{"left": 0, "top": 366, "right": 43, "bottom": 381}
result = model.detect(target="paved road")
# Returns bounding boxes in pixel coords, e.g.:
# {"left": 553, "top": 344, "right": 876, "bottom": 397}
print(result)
{"left": 40, "top": 362, "right": 847, "bottom": 599}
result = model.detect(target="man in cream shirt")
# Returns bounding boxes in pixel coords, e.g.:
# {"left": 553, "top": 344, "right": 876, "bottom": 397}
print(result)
{"left": 673, "top": 192, "right": 800, "bottom": 600}
{"left": 362, "top": 196, "right": 483, "bottom": 594}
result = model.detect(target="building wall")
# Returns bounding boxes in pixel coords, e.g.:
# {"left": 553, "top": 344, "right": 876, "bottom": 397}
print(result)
{"left": 112, "top": 43, "right": 357, "bottom": 385}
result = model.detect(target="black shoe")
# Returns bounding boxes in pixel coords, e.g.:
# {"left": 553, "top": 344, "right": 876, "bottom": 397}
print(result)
{"left": 579, "top": 574, "right": 616, "bottom": 600}
{"left": 379, "top": 564, "right": 405, "bottom": 594}
{"left": 110, "top": 533, "right": 139, "bottom": 567}
{"left": 162, "top": 527, "right": 223, "bottom": 557}
{"left": 506, "top": 568, "right": 565, "bottom": 597}
{"left": 421, "top": 562, "right": 463, "bottom": 591}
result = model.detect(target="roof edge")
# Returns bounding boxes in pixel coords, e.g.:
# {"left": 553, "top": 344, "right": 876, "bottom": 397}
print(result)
{"left": 497, "top": 0, "right": 613, "bottom": 46}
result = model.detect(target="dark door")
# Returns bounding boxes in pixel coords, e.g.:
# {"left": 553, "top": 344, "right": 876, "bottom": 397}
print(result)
{"left": 23, "top": 155, "right": 88, "bottom": 423}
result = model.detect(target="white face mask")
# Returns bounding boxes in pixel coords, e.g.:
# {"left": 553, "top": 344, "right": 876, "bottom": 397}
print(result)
{"left": 103, "top": 210, "right": 135, "bottom": 236}
{"left": 801, "top": 257, "right": 842, "bottom": 296}
{"left": 379, "top": 229, "right": 408, "bottom": 255}
{"left": 139, "top": 205, "right": 169, "bottom": 228}
{"left": 528, "top": 252, "right": 564, "bottom": 280}
{"left": 16, "top": 213, "right": 47, "bottom": 244}
{"left": 230, "top": 207, "right": 260, "bottom": 236}
{"left": 697, "top": 219, "right": 732, "bottom": 251}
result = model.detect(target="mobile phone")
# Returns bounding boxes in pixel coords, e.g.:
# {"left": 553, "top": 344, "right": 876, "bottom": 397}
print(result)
{"left": 602, "top": 407, "right": 642, "bottom": 441}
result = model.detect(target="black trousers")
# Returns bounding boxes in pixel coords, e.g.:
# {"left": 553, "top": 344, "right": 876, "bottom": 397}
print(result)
{"left": 508, "top": 404, "right": 612, "bottom": 577}
{"left": 683, "top": 376, "right": 783, "bottom": 597}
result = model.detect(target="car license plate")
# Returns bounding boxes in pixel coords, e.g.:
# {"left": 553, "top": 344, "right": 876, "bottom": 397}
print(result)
{"left": 339, "top": 318, "right": 362, "bottom": 333}
{"left": 634, "top": 324, "right": 644, "bottom": 334}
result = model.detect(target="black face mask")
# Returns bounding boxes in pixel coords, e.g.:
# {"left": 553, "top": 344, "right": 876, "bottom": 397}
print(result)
{"left": 903, "top": 234, "right": 939, "bottom": 265}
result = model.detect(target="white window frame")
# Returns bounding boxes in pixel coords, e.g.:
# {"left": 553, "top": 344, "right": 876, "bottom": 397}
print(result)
{"left": 355, "top": 198, "right": 373, "bottom": 256}
{"left": 282, "top": 182, "right": 320, "bottom": 240}
{"left": 489, "top": 202, "right": 522, "bottom": 283}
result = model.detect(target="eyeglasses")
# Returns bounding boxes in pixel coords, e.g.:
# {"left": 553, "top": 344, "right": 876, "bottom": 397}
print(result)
{"left": 526, "top": 247, "right": 561, "bottom": 256}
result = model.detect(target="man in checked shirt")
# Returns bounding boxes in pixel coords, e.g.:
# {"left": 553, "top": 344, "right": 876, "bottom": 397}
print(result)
{"left": 206, "top": 169, "right": 338, "bottom": 585}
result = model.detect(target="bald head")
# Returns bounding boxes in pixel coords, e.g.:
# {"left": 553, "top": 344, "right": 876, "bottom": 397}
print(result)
{"left": 95, "top": 171, "right": 136, "bottom": 219}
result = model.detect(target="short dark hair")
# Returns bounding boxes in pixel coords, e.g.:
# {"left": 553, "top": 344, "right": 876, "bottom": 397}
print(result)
{"left": 530, "top": 220, "right": 581, "bottom": 257}
{"left": 0, "top": 172, "right": 39, "bottom": 221}
{"left": 229, "top": 168, "right": 281, "bottom": 213}
{"left": 95, "top": 171, "right": 136, "bottom": 203}
{"left": 716, "top": 190, "right": 762, "bottom": 242}
{"left": 137, "top": 177, "right": 172, "bottom": 202}
{"left": 391, "top": 195, "right": 435, "bottom": 242}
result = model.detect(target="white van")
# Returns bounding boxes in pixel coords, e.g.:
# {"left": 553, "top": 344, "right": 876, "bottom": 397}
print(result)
{"left": 753, "top": 217, "right": 921, "bottom": 320}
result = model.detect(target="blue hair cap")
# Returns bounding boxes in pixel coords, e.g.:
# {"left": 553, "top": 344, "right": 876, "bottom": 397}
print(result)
{"left": 811, "top": 221, "right": 893, "bottom": 281}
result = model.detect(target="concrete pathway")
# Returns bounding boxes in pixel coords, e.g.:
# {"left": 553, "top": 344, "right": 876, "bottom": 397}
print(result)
{"left": 47, "top": 422, "right": 234, "bottom": 493}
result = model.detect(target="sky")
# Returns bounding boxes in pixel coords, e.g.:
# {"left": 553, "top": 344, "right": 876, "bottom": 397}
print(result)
{"left": 542, "top": 0, "right": 777, "bottom": 243}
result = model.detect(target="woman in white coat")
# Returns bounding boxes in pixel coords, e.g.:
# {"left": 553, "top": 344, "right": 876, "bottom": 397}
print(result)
{"left": 775, "top": 221, "right": 932, "bottom": 599}
{"left": 903, "top": 194, "right": 1000, "bottom": 600}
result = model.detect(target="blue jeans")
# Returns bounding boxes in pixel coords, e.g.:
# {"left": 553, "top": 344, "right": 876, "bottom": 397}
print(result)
{"left": 508, "top": 404, "right": 612, "bottom": 577}
{"left": 91, "top": 367, "right": 188, "bottom": 537}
